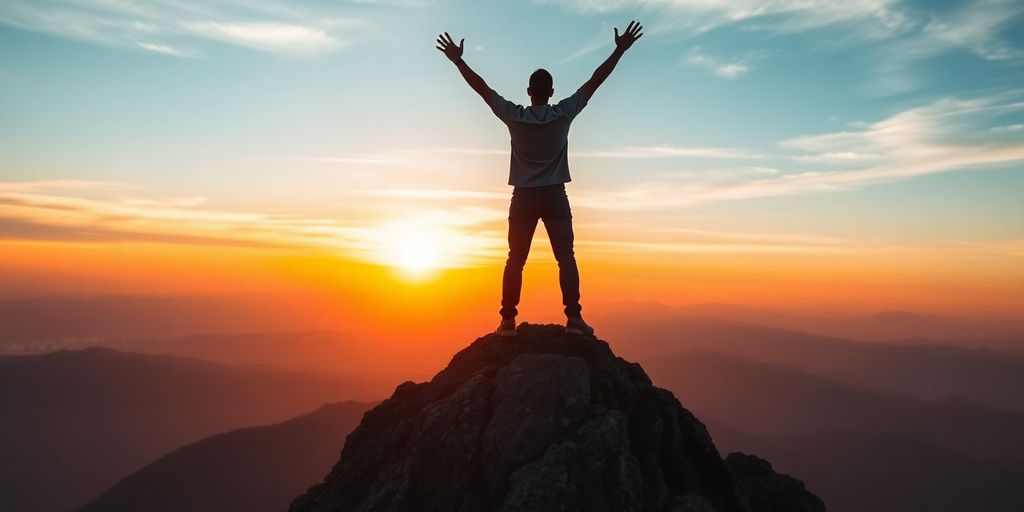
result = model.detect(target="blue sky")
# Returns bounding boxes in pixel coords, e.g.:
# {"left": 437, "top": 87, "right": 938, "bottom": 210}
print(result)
{"left": 0, "top": 0, "right": 1023, "bottom": 273}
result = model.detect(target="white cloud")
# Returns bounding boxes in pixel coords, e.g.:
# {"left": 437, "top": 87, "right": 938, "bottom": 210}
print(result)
{"left": 571, "top": 95, "right": 1024, "bottom": 210}
{"left": 302, "top": 144, "right": 762, "bottom": 167}
{"left": 713, "top": 63, "right": 749, "bottom": 78}
{"left": 551, "top": 0, "right": 910, "bottom": 37}
{"left": 572, "top": 144, "right": 762, "bottom": 159}
{"left": 560, "top": 24, "right": 613, "bottom": 63}
{"left": 0, "top": 0, "right": 362, "bottom": 57}
{"left": 0, "top": 180, "right": 503, "bottom": 266}
{"left": 184, "top": 21, "right": 341, "bottom": 55}
{"left": 991, "top": 123, "right": 1024, "bottom": 133}
{"left": 136, "top": 41, "right": 195, "bottom": 58}
{"left": 554, "top": 0, "right": 1023, "bottom": 94}
{"left": 685, "top": 47, "right": 752, "bottom": 79}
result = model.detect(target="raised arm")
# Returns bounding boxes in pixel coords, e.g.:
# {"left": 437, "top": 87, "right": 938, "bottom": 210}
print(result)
{"left": 580, "top": 21, "right": 643, "bottom": 101}
{"left": 436, "top": 32, "right": 492, "bottom": 104}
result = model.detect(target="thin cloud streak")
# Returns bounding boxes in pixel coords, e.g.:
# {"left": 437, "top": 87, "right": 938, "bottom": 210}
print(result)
{"left": 572, "top": 95, "right": 1024, "bottom": 210}
{"left": 685, "top": 46, "right": 751, "bottom": 79}
{"left": 0, "top": 181, "right": 505, "bottom": 267}
{"left": 552, "top": 0, "right": 1023, "bottom": 94}
{"left": 301, "top": 144, "right": 763, "bottom": 167}
{"left": 0, "top": 0, "right": 361, "bottom": 56}
{"left": 571, "top": 145, "right": 763, "bottom": 159}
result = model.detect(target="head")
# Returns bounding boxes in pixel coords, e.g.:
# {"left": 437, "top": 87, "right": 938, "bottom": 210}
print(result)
{"left": 527, "top": 68, "right": 553, "bottom": 104}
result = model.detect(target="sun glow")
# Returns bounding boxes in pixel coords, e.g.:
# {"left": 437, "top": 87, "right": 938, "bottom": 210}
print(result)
{"left": 380, "top": 221, "right": 448, "bottom": 278}
{"left": 396, "top": 231, "right": 441, "bottom": 275}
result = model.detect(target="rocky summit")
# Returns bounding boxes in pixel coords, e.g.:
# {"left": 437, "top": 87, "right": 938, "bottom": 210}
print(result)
{"left": 289, "top": 323, "right": 824, "bottom": 512}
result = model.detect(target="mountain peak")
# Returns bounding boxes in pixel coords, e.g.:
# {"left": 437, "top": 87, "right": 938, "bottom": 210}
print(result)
{"left": 290, "top": 323, "right": 823, "bottom": 512}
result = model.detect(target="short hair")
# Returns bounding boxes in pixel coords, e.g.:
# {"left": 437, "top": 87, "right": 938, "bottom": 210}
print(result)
{"left": 529, "top": 68, "right": 553, "bottom": 94}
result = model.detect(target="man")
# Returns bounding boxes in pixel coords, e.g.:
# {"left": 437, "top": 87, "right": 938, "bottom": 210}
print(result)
{"left": 436, "top": 21, "right": 643, "bottom": 338}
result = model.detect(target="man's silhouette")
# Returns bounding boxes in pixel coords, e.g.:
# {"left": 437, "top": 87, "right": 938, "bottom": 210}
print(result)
{"left": 437, "top": 21, "right": 643, "bottom": 338}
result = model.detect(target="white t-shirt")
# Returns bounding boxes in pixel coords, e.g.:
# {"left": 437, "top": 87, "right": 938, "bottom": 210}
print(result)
{"left": 490, "top": 88, "right": 589, "bottom": 188}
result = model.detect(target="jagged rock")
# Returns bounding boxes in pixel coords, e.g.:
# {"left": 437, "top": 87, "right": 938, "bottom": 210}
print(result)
{"left": 726, "top": 453, "right": 826, "bottom": 512}
{"left": 290, "top": 323, "right": 824, "bottom": 512}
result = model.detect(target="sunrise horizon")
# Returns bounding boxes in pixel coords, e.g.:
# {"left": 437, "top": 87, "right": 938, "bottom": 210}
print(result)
{"left": 2, "top": 4, "right": 1024, "bottom": 510}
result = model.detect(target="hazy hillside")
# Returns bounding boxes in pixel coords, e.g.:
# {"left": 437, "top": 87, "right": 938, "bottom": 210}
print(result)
{"left": 644, "top": 349, "right": 1024, "bottom": 463}
{"left": 602, "top": 313, "right": 1024, "bottom": 414}
{"left": 646, "top": 350, "right": 1024, "bottom": 511}
{"left": 97, "top": 330, "right": 416, "bottom": 393}
{"left": 667, "top": 303, "right": 1024, "bottom": 342}
{"left": 79, "top": 401, "right": 373, "bottom": 512}
{"left": 0, "top": 348, "right": 375, "bottom": 512}
{"left": 0, "top": 294, "right": 344, "bottom": 349}
{"left": 701, "top": 417, "right": 1024, "bottom": 512}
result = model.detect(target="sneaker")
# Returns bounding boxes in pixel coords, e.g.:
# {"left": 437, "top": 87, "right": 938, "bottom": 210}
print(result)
{"left": 565, "top": 316, "right": 595, "bottom": 336}
{"left": 497, "top": 317, "right": 517, "bottom": 337}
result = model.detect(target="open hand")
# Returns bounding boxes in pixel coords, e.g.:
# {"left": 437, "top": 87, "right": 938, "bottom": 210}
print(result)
{"left": 436, "top": 32, "right": 464, "bottom": 62}
{"left": 614, "top": 21, "right": 643, "bottom": 51}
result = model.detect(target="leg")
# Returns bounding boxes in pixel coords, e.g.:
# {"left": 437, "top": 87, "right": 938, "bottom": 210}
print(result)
{"left": 542, "top": 193, "right": 582, "bottom": 318}
{"left": 500, "top": 196, "right": 539, "bottom": 319}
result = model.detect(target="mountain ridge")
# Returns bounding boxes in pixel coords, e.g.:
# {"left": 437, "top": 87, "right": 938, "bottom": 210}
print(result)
{"left": 289, "top": 323, "right": 823, "bottom": 512}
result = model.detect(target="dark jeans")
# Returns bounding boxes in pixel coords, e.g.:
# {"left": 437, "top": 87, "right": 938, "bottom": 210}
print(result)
{"left": 500, "top": 183, "right": 582, "bottom": 319}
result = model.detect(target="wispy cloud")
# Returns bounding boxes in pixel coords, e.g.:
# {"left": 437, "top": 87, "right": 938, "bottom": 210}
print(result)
{"left": 552, "top": 0, "right": 1023, "bottom": 94}
{"left": 571, "top": 94, "right": 1024, "bottom": 209}
{"left": 136, "top": 41, "right": 197, "bottom": 58}
{"left": 685, "top": 46, "right": 751, "bottom": 79}
{"left": 0, "top": 180, "right": 893, "bottom": 261}
{"left": 571, "top": 144, "right": 762, "bottom": 159}
{"left": 560, "top": 23, "right": 613, "bottom": 63}
{"left": 301, "top": 144, "right": 762, "bottom": 167}
{"left": 347, "top": 188, "right": 508, "bottom": 200}
{"left": 550, "top": 0, "right": 911, "bottom": 37}
{"left": 992, "top": 123, "right": 1024, "bottom": 133}
{"left": 183, "top": 21, "right": 342, "bottom": 55}
{"left": 0, "top": 180, "right": 503, "bottom": 267}
{"left": 0, "top": 0, "right": 362, "bottom": 57}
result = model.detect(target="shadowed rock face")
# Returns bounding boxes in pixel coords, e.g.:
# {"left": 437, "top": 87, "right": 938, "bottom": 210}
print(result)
{"left": 289, "top": 324, "right": 823, "bottom": 512}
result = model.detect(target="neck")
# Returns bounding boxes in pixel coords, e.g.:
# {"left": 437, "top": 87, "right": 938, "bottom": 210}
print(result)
{"left": 530, "top": 98, "right": 549, "bottom": 107}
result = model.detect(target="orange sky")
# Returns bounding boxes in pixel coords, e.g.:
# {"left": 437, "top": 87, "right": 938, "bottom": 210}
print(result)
{"left": 3, "top": 238, "right": 1021, "bottom": 328}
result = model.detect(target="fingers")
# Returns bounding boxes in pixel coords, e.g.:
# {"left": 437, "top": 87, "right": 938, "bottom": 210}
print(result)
{"left": 624, "top": 21, "right": 642, "bottom": 40}
{"left": 436, "top": 31, "right": 466, "bottom": 50}
{"left": 618, "top": 21, "right": 643, "bottom": 39}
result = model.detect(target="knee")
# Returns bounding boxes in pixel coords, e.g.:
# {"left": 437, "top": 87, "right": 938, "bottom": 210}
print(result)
{"left": 506, "top": 249, "right": 529, "bottom": 269}
{"left": 552, "top": 245, "right": 575, "bottom": 265}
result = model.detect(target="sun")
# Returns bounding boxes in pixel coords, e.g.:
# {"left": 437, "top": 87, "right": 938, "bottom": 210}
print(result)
{"left": 381, "top": 221, "right": 447, "bottom": 278}
{"left": 394, "top": 231, "right": 441, "bottom": 275}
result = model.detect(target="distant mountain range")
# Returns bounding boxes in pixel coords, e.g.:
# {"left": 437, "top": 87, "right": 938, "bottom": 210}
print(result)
{"left": 2, "top": 294, "right": 1022, "bottom": 511}
{"left": 644, "top": 350, "right": 1024, "bottom": 512}
{"left": 596, "top": 300, "right": 1024, "bottom": 346}
{"left": 79, "top": 401, "right": 373, "bottom": 512}
{"left": 644, "top": 350, "right": 1024, "bottom": 463}
{"left": 3, "top": 294, "right": 1020, "bottom": 352}
{"left": 0, "top": 294, "right": 345, "bottom": 349}
{"left": 4, "top": 316, "right": 1022, "bottom": 511}
{"left": 601, "top": 313, "right": 1024, "bottom": 414}
{"left": 0, "top": 348, "right": 373, "bottom": 512}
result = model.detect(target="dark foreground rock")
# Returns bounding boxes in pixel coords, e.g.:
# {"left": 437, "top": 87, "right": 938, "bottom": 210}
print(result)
{"left": 290, "top": 323, "right": 824, "bottom": 512}
{"left": 726, "top": 453, "right": 826, "bottom": 512}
